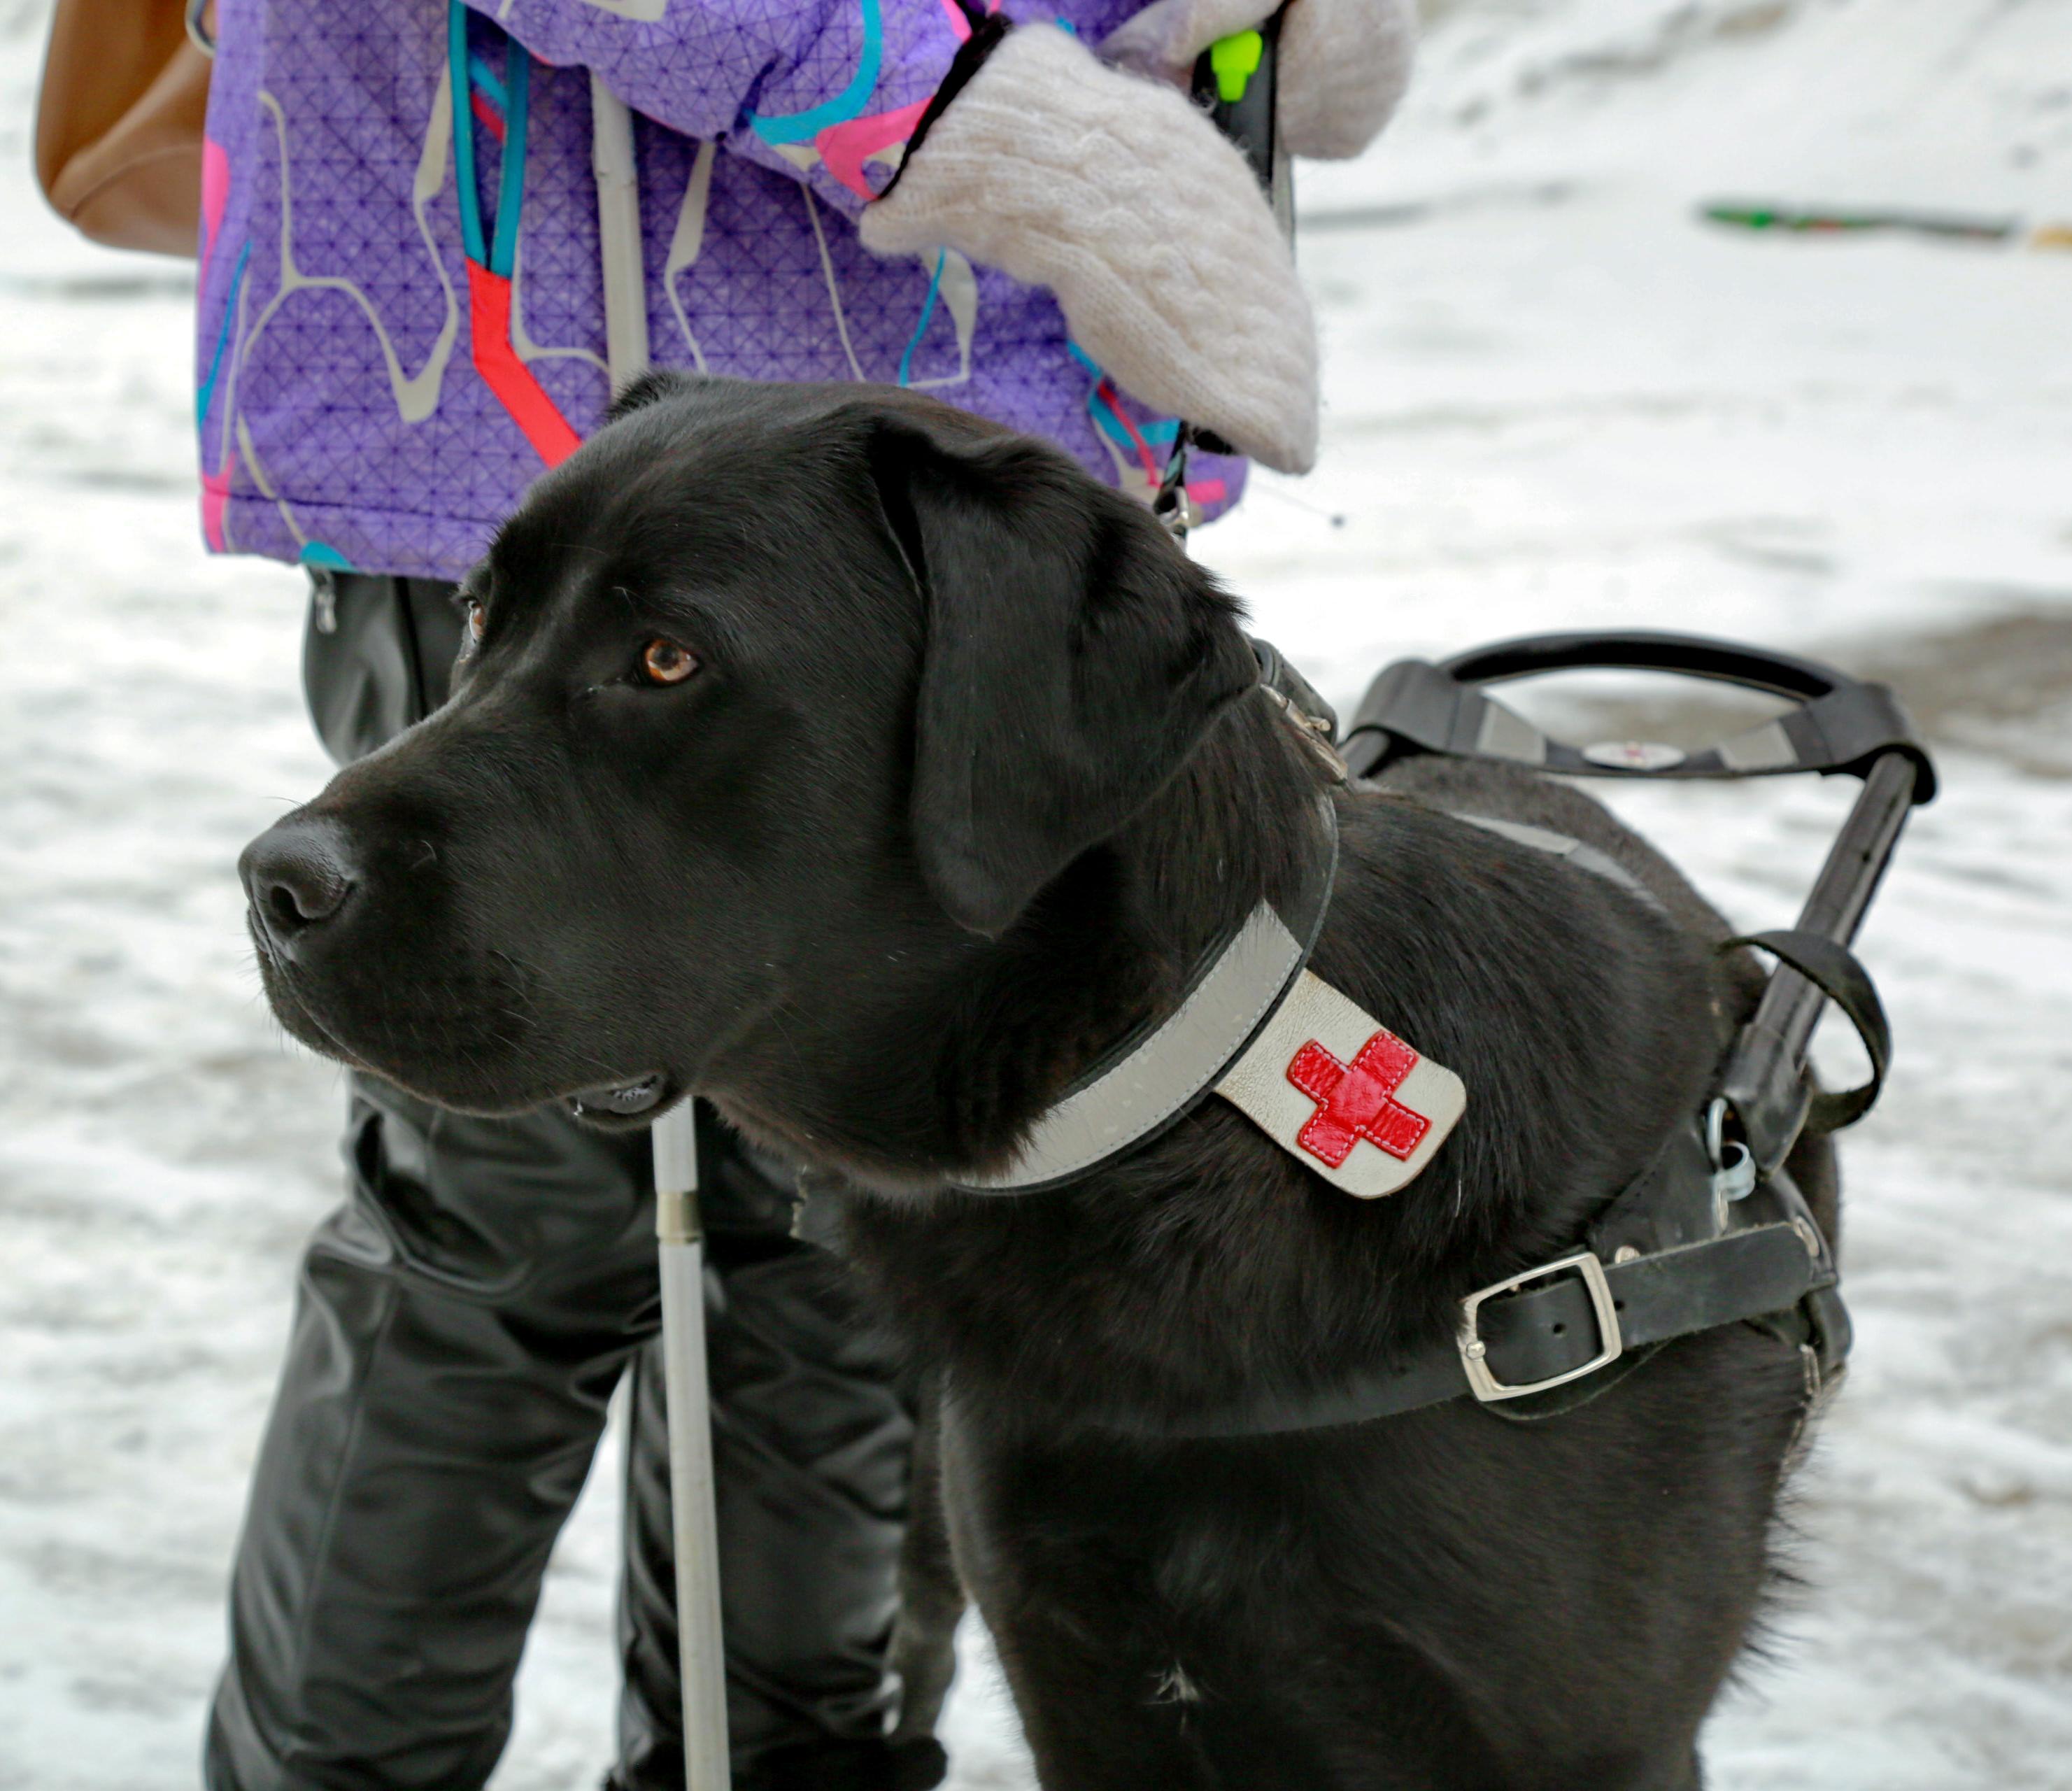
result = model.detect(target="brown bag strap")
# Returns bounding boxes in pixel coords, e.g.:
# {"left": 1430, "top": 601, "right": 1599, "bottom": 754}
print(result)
{"left": 35, "top": 0, "right": 211, "bottom": 257}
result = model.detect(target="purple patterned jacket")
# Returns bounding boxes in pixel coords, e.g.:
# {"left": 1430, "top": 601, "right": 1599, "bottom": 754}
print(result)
{"left": 194, "top": 0, "right": 1244, "bottom": 579}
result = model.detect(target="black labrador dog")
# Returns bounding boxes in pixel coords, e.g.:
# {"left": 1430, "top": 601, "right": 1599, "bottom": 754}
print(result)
{"left": 242, "top": 376, "right": 1832, "bottom": 1790}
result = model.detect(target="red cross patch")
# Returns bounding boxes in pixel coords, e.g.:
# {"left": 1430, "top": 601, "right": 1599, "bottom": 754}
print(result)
{"left": 1216, "top": 970, "right": 1464, "bottom": 1197}
{"left": 1285, "top": 1030, "right": 1431, "bottom": 1168}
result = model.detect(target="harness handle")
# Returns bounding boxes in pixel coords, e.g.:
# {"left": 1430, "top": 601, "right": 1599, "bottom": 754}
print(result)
{"left": 1340, "top": 628, "right": 1937, "bottom": 799}
{"left": 1433, "top": 630, "right": 1849, "bottom": 700}
{"left": 1341, "top": 628, "right": 1933, "bottom": 1177}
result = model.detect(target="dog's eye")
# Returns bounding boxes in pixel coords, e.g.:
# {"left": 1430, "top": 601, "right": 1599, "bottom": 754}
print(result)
{"left": 639, "top": 638, "right": 699, "bottom": 686}
{"left": 462, "top": 600, "right": 485, "bottom": 647}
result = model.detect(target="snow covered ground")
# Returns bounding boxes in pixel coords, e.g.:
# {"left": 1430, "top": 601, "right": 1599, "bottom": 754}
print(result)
{"left": 3, "top": 0, "right": 2070, "bottom": 1785}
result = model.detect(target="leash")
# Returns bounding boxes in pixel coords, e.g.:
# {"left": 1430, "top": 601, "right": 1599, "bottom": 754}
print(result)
{"left": 1154, "top": 9, "right": 1293, "bottom": 539}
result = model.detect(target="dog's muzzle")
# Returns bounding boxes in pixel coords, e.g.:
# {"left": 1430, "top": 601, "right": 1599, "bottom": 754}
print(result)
{"left": 241, "top": 816, "right": 360, "bottom": 961}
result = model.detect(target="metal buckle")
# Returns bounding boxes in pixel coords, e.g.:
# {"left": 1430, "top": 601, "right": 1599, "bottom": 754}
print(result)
{"left": 1457, "top": 1250, "right": 1623, "bottom": 1402}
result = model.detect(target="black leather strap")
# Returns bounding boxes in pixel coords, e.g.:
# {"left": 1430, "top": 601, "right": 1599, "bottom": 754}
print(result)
{"left": 876, "top": 8, "right": 1011, "bottom": 200}
{"left": 1101, "top": 1220, "right": 1818, "bottom": 1438}
{"left": 1722, "top": 929, "right": 1890, "bottom": 1133}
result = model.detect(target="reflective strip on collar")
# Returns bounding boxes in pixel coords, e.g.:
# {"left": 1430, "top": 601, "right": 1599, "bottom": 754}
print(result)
{"left": 959, "top": 902, "right": 1307, "bottom": 1191}
{"left": 1216, "top": 971, "right": 1466, "bottom": 1198}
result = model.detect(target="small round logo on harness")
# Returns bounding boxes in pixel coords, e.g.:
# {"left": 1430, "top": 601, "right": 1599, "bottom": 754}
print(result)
{"left": 1582, "top": 739, "right": 1685, "bottom": 772}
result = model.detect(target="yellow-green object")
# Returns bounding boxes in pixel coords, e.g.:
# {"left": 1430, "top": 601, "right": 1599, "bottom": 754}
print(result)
{"left": 1209, "top": 29, "right": 1263, "bottom": 103}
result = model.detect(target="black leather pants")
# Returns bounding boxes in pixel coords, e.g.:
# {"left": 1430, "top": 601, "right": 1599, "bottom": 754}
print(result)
{"left": 205, "top": 574, "right": 937, "bottom": 1791}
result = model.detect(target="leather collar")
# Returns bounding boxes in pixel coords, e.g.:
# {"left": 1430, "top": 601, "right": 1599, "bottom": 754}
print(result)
{"left": 952, "top": 786, "right": 1340, "bottom": 1194}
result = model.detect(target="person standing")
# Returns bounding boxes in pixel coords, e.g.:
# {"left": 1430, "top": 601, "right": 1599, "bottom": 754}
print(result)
{"left": 45, "top": 0, "right": 1415, "bottom": 1785}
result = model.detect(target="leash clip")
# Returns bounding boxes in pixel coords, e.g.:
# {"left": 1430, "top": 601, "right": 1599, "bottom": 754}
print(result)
{"left": 1260, "top": 684, "right": 1351, "bottom": 782}
{"left": 1251, "top": 637, "right": 1349, "bottom": 783}
{"left": 1154, "top": 430, "right": 1194, "bottom": 541}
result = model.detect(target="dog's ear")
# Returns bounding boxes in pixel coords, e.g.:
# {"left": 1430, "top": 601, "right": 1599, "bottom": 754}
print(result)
{"left": 863, "top": 413, "right": 1258, "bottom": 937}
{"left": 607, "top": 368, "right": 701, "bottom": 424}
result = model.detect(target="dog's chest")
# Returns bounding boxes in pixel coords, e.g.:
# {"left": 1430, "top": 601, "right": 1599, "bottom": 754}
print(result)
{"left": 948, "top": 1403, "right": 1349, "bottom": 1623}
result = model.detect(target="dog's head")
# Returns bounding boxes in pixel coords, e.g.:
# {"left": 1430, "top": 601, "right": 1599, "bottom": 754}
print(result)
{"left": 241, "top": 378, "right": 1259, "bottom": 1154}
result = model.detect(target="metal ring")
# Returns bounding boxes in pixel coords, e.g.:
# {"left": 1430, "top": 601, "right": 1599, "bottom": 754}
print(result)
{"left": 1705, "top": 1096, "right": 1730, "bottom": 1169}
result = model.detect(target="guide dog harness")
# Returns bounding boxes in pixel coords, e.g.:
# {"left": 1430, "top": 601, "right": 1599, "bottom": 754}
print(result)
{"left": 930, "top": 634, "right": 1932, "bottom": 1434}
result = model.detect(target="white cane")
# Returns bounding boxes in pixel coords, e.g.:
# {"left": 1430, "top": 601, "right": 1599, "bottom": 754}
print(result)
{"left": 650, "top": 1103, "right": 732, "bottom": 1791}
{"left": 591, "top": 74, "right": 732, "bottom": 1791}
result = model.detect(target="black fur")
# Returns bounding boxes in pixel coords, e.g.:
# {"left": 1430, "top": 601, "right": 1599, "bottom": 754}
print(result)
{"left": 241, "top": 376, "right": 1833, "bottom": 1790}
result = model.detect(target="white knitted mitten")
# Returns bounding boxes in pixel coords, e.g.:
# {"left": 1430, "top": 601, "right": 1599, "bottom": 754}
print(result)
{"left": 860, "top": 23, "right": 1317, "bottom": 474}
{"left": 1102, "top": 0, "right": 1416, "bottom": 162}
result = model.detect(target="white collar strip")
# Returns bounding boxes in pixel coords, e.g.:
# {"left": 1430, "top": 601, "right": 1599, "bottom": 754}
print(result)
{"left": 952, "top": 790, "right": 1471, "bottom": 1201}
{"left": 954, "top": 796, "right": 1339, "bottom": 1195}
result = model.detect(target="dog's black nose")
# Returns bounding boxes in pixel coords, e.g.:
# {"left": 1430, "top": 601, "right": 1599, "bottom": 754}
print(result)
{"left": 241, "top": 819, "right": 358, "bottom": 946}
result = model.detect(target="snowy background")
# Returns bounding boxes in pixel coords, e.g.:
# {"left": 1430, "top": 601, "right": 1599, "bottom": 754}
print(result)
{"left": 3, "top": 0, "right": 2071, "bottom": 1785}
